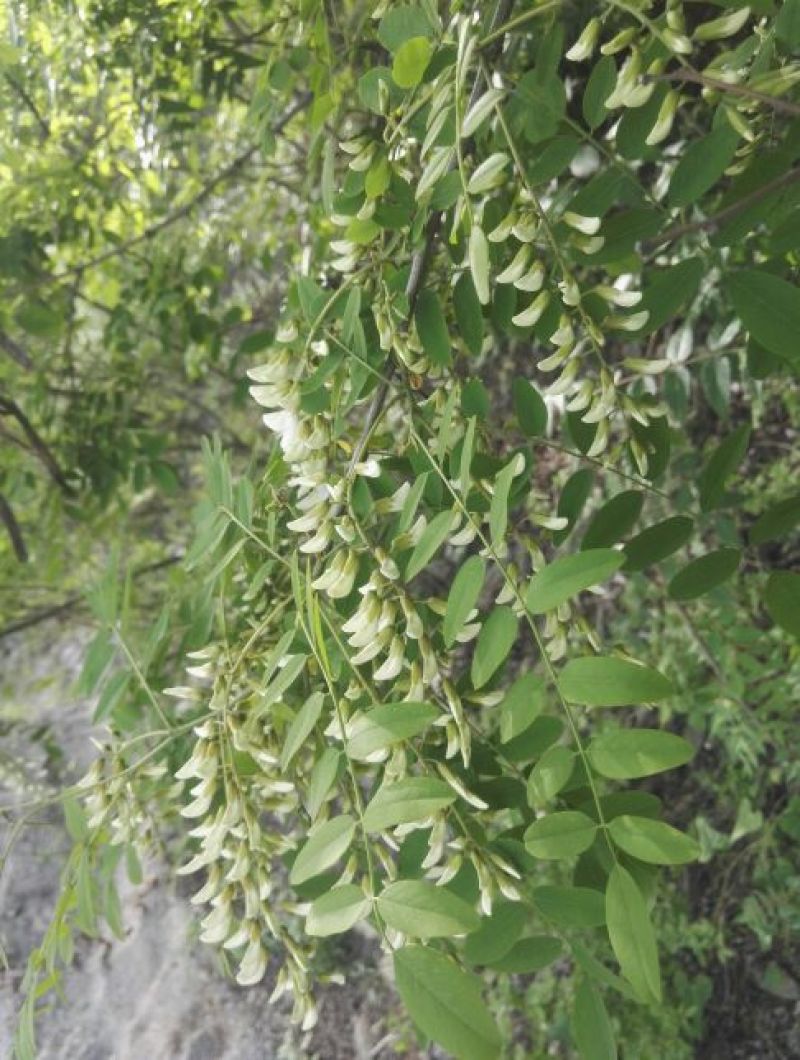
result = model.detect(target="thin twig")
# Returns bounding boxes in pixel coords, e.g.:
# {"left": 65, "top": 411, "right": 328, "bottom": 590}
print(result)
{"left": 52, "top": 91, "right": 312, "bottom": 281}
{"left": 0, "top": 554, "right": 182, "bottom": 641}
{"left": 0, "top": 396, "right": 74, "bottom": 494}
{"left": 645, "top": 165, "right": 800, "bottom": 248}
{"left": 650, "top": 69, "right": 800, "bottom": 118}
{"left": 0, "top": 331, "right": 33, "bottom": 371}
{"left": 0, "top": 493, "right": 27, "bottom": 563}
{"left": 3, "top": 72, "right": 50, "bottom": 140}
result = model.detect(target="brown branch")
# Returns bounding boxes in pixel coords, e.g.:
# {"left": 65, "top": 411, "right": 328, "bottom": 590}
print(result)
{"left": 53, "top": 91, "right": 312, "bottom": 281}
{"left": 3, "top": 72, "right": 50, "bottom": 140}
{"left": 650, "top": 69, "right": 800, "bottom": 118}
{"left": 0, "top": 493, "right": 28, "bottom": 563}
{"left": 0, "top": 554, "right": 182, "bottom": 640}
{"left": 0, "top": 331, "right": 33, "bottom": 371}
{"left": 0, "top": 396, "right": 74, "bottom": 494}
{"left": 645, "top": 165, "right": 800, "bottom": 248}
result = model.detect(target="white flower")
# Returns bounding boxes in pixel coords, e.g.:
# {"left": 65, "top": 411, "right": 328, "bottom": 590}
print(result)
{"left": 496, "top": 244, "right": 531, "bottom": 284}
{"left": 200, "top": 900, "right": 232, "bottom": 944}
{"left": 515, "top": 262, "right": 545, "bottom": 292}
{"left": 373, "top": 636, "right": 405, "bottom": 681}
{"left": 236, "top": 937, "right": 267, "bottom": 986}
{"left": 563, "top": 211, "right": 600, "bottom": 235}
{"left": 298, "top": 521, "right": 332, "bottom": 555}
{"left": 511, "top": 291, "right": 550, "bottom": 328}
{"left": 566, "top": 17, "right": 600, "bottom": 62}
{"left": 352, "top": 629, "right": 391, "bottom": 665}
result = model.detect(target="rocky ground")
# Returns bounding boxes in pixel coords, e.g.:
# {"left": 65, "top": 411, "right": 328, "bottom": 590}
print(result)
{"left": 0, "top": 626, "right": 413, "bottom": 1060}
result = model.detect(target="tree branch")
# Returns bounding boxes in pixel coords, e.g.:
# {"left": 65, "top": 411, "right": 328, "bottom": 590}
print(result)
{"left": 0, "top": 554, "right": 183, "bottom": 640}
{"left": 0, "top": 396, "right": 74, "bottom": 494}
{"left": 53, "top": 91, "right": 312, "bottom": 281}
{"left": 0, "top": 493, "right": 28, "bottom": 563}
{"left": 0, "top": 330, "right": 33, "bottom": 370}
{"left": 3, "top": 72, "right": 50, "bottom": 140}
{"left": 650, "top": 69, "right": 800, "bottom": 118}
{"left": 645, "top": 165, "right": 800, "bottom": 249}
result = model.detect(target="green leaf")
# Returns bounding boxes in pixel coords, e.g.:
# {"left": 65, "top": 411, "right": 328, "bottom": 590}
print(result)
{"left": 527, "top": 134, "right": 580, "bottom": 186}
{"left": 378, "top": 6, "right": 434, "bottom": 51}
{"left": 583, "top": 55, "right": 616, "bottom": 129}
{"left": 524, "top": 811, "right": 597, "bottom": 859}
{"left": 306, "top": 884, "right": 371, "bottom": 937}
{"left": 290, "top": 815, "right": 356, "bottom": 885}
{"left": 512, "top": 377, "right": 548, "bottom": 436}
{"left": 460, "top": 416, "right": 477, "bottom": 494}
{"left": 258, "top": 653, "right": 307, "bottom": 714}
{"left": 358, "top": 67, "right": 396, "bottom": 112}
{"left": 516, "top": 69, "right": 566, "bottom": 143}
{"left": 63, "top": 797, "right": 88, "bottom": 841}
{"left": 636, "top": 257, "right": 704, "bottom": 336}
{"left": 444, "top": 555, "right": 486, "bottom": 648}
{"left": 571, "top": 940, "right": 639, "bottom": 1002}
{"left": 608, "top": 815, "right": 699, "bottom": 865}
{"left": 623, "top": 516, "right": 694, "bottom": 572}
{"left": 462, "top": 378, "right": 489, "bottom": 418}
{"left": 347, "top": 702, "right": 439, "bottom": 759}
{"left": 392, "top": 36, "right": 432, "bottom": 89}
{"left": 378, "top": 880, "right": 480, "bottom": 937}
{"left": 589, "top": 729, "right": 695, "bottom": 780}
{"left": 726, "top": 269, "right": 800, "bottom": 369}
{"left": 527, "top": 745, "right": 574, "bottom": 805}
{"left": 281, "top": 692, "right": 324, "bottom": 769}
{"left": 605, "top": 865, "right": 661, "bottom": 1003}
{"left": 406, "top": 509, "right": 454, "bottom": 580}
{"left": 750, "top": 494, "right": 800, "bottom": 545}
{"left": 668, "top": 548, "right": 741, "bottom": 601}
{"left": 504, "top": 715, "right": 564, "bottom": 763}
{"left": 526, "top": 549, "right": 624, "bottom": 614}
{"left": 15, "top": 301, "right": 63, "bottom": 339}
{"left": 93, "top": 670, "right": 130, "bottom": 723}
{"left": 468, "top": 225, "right": 491, "bottom": 305}
{"left": 471, "top": 606, "right": 518, "bottom": 689}
{"left": 556, "top": 469, "right": 595, "bottom": 543}
{"left": 490, "top": 455, "right": 521, "bottom": 549}
{"left": 363, "top": 778, "right": 455, "bottom": 832}
{"left": 582, "top": 491, "right": 644, "bottom": 550}
{"left": 572, "top": 978, "right": 618, "bottom": 1060}
{"left": 398, "top": 473, "right": 428, "bottom": 534}
{"left": 394, "top": 946, "right": 501, "bottom": 1060}
{"left": 667, "top": 125, "right": 739, "bottom": 208}
{"left": 765, "top": 571, "right": 800, "bottom": 638}
{"left": 415, "top": 289, "right": 452, "bottom": 367}
{"left": 305, "top": 748, "right": 342, "bottom": 820}
{"left": 698, "top": 425, "right": 750, "bottom": 511}
{"left": 365, "top": 154, "right": 391, "bottom": 199}
{"left": 454, "top": 272, "right": 484, "bottom": 355}
{"left": 77, "top": 630, "right": 114, "bottom": 695}
{"left": 486, "top": 935, "right": 563, "bottom": 973}
{"left": 560, "top": 656, "right": 674, "bottom": 707}
{"left": 463, "top": 901, "right": 527, "bottom": 964}
{"left": 499, "top": 672, "right": 546, "bottom": 742}
{"left": 533, "top": 885, "right": 606, "bottom": 928}
{"left": 777, "top": 0, "right": 800, "bottom": 47}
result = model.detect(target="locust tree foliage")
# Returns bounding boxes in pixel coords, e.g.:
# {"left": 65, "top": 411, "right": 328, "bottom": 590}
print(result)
{"left": 7, "top": 1, "right": 800, "bottom": 1057}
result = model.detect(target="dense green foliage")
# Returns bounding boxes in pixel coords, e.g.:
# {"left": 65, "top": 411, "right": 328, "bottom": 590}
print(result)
{"left": 1, "top": 1, "right": 799, "bottom": 1057}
